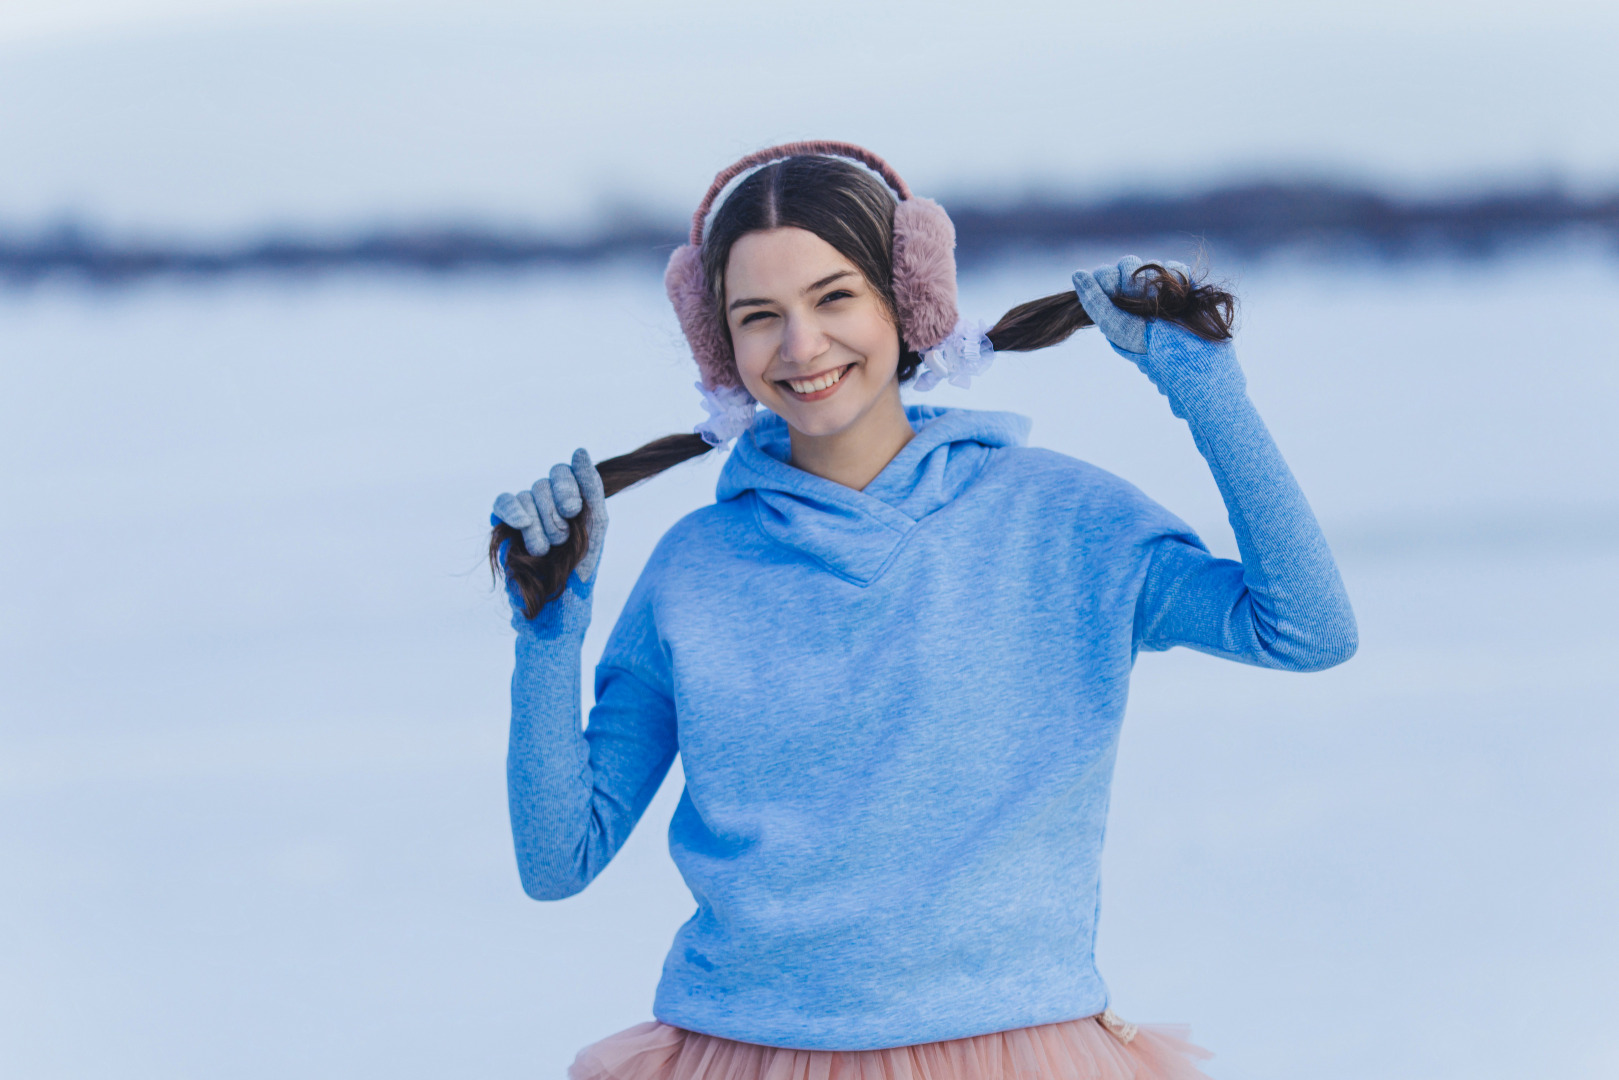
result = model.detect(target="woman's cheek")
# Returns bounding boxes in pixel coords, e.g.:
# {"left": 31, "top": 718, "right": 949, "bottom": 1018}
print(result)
{"left": 733, "top": 337, "right": 772, "bottom": 397}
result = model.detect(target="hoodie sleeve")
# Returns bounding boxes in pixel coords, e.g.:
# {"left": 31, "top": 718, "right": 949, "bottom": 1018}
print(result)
{"left": 506, "top": 577, "right": 679, "bottom": 901}
{"left": 1129, "top": 321, "right": 1358, "bottom": 671}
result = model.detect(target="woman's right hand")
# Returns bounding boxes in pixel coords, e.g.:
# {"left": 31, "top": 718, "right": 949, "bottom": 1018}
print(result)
{"left": 492, "top": 448, "right": 609, "bottom": 584}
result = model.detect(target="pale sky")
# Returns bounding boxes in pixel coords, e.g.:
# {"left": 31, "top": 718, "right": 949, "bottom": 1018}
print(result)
{"left": 5, "top": 0, "right": 1619, "bottom": 45}
{"left": 2, "top": 0, "right": 1616, "bottom": 231}
{"left": 0, "top": 0, "right": 360, "bottom": 42}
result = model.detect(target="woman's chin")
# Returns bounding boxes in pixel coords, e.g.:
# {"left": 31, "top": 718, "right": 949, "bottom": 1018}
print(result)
{"left": 773, "top": 394, "right": 870, "bottom": 439}
{"left": 778, "top": 412, "right": 850, "bottom": 440}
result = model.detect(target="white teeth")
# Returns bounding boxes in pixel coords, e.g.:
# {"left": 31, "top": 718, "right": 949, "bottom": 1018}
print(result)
{"left": 786, "top": 366, "right": 847, "bottom": 394}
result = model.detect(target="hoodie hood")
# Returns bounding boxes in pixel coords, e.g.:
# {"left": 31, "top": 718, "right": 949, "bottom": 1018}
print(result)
{"left": 715, "top": 405, "right": 1031, "bottom": 585}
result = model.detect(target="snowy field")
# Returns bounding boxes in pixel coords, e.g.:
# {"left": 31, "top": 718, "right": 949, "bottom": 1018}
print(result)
{"left": 2, "top": 250, "right": 1616, "bottom": 1079}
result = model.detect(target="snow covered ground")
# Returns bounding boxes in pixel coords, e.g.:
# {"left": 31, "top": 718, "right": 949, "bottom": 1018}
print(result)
{"left": 2, "top": 250, "right": 1615, "bottom": 1078}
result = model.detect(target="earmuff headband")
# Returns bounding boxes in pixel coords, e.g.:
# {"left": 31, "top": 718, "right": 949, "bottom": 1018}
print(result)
{"left": 688, "top": 141, "right": 915, "bottom": 245}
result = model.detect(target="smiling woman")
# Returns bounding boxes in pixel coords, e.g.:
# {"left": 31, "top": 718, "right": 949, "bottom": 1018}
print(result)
{"left": 484, "top": 143, "right": 1350, "bottom": 1080}
{"left": 491, "top": 149, "right": 1234, "bottom": 615}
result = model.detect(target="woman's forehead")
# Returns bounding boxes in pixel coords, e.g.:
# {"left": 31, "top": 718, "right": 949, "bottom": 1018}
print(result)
{"left": 725, "top": 227, "right": 859, "bottom": 294}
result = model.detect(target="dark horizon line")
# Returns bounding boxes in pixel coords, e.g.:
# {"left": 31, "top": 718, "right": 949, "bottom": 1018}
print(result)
{"left": 4, "top": 179, "right": 1617, "bottom": 285}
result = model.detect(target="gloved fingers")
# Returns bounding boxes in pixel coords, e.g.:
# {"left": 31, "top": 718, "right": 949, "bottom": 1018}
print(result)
{"left": 1071, "top": 268, "right": 1148, "bottom": 355}
{"left": 1126, "top": 258, "right": 1194, "bottom": 296}
{"left": 1108, "top": 256, "right": 1147, "bottom": 298}
{"left": 1090, "top": 261, "right": 1123, "bottom": 299}
{"left": 1071, "top": 267, "right": 1111, "bottom": 318}
{"left": 513, "top": 489, "right": 552, "bottom": 556}
{"left": 492, "top": 489, "right": 551, "bottom": 556}
{"left": 571, "top": 448, "right": 608, "bottom": 527}
{"left": 492, "top": 490, "right": 535, "bottom": 530}
{"left": 549, "top": 462, "right": 583, "bottom": 519}
{"left": 571, "top": 448, "right": 608, "bottom": 583}
{"left": 520, "top": 524, "right": 550, "bottom": 556}
{"left": 531, "top": 478, "right": 571, "bottom": 546}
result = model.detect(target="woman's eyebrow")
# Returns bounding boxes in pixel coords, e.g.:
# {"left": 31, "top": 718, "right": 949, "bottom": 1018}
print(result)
{"left": 803, "top": 270, "right": 855, "bottom": 293}
{"left": 728, "top": 270, "right": 856, "bottom": 313}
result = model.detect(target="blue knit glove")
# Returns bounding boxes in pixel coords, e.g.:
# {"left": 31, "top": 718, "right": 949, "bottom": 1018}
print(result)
{"left": 491, "top": 448, "right": 609, "bottom": 583}
{"left": 1070, "top": 255, "right": 1193, "bottom": 355}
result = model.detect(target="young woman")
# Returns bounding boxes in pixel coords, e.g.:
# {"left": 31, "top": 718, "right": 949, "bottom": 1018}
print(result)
{"left": 490, "top": 143, "right": 1356, "bottom": 1080}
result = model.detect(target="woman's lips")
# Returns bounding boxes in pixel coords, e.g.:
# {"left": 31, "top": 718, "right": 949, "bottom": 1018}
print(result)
{"left": 779, "top": 364, "right": 853, "bottom": 402}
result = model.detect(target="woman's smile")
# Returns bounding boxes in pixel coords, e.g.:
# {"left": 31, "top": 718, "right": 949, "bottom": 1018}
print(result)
{"left": 779, "top": 363, "right": 854, "bottom": 400}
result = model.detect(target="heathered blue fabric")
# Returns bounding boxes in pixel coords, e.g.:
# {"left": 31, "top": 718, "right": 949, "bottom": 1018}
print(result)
{"left": 505, "top": 320, "right": 1357, "bottom": 1051}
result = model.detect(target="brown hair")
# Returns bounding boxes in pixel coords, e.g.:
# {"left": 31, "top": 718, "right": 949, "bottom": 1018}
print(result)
{"left": 492, "top": 156, "right": 1236, "bottom": 617}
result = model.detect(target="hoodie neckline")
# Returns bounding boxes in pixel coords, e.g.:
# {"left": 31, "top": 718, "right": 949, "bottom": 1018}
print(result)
{"left": 715, "top": 405, "right": 1031, "bottom": 585}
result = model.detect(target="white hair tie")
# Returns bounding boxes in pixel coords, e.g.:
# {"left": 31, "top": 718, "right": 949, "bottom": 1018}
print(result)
{"left": 694, "top": 382, "right": 759, "bottom": 448}
{"left": 912, "top": 317, "right": 995, "bottom": 391}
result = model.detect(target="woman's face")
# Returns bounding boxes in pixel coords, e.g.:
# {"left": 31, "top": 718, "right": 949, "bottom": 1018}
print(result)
{"left": 724, "top": 227, "right": 903, "bottom": 439}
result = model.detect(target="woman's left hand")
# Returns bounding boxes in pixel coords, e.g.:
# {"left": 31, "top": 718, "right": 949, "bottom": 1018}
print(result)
{"left": 1070, "top": 255, "right": 1193, "bottom": 355}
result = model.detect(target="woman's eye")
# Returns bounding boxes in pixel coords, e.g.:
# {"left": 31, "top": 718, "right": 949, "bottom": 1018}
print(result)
{"left": 739, "top": 311, "right": 776, "bottom": 326}
{"left": 819, "top": 290, "right": 853, "bottom": 305}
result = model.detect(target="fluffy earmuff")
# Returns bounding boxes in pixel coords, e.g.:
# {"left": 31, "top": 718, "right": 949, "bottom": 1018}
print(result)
{"left": 890, "top": 196, "right": 959, "bottom": 357}
{"left": 664, "top": 141, "right": 959, "bottom": 392}
{"left": 665, "top": 244, "right": 741, "bottom": 390}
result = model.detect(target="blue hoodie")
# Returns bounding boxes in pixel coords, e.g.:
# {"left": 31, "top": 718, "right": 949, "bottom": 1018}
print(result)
{"left": 506, "top": 321, "right": 1357, "bottom": 1051}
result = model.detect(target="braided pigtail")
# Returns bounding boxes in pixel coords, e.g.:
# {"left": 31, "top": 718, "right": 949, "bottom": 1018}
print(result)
{"left": 490, "top": 434, "right": 711, "bottom": 618}
{"left": 987, "top": 263, "right": 1236, "bottom": 353}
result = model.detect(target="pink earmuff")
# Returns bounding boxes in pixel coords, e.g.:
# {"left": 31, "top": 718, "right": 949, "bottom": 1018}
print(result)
{"left": 665, "top": 141, "right": 959, "bottom": 391}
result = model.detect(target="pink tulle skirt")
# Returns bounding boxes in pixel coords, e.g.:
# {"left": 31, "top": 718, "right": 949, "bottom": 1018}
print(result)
{"left": 568, "top": 1012, "right": 1213, "bottom": 1080}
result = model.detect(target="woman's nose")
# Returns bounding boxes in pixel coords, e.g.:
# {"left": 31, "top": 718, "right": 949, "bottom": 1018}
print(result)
{"left": 779, "top": 313, "right": 830, "bottom": 366}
